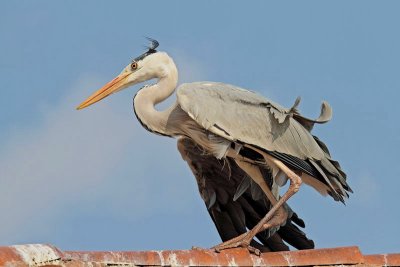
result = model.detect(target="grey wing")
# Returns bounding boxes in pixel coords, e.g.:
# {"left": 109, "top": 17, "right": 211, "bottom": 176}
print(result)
{"left": 177, "top": 137, "right": 315, "bottom": 251}
{"left": 177, "top": 81, "right": 330, "bottom": 159}
{"left": 177, "top": 82, "right": 351, "bottom": 201}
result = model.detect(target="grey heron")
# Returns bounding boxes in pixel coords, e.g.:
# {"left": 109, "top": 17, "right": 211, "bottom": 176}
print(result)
{"left": 77, "top": 39, "right": 351, "bottom": 254}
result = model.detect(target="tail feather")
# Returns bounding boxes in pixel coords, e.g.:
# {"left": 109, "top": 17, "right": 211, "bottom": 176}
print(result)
{"left": 311, "top": 136, "right": 353, "bottom": 201}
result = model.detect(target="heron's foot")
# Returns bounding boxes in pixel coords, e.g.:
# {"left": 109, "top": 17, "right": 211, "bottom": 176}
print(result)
{"left": 211, "top": 206, "right": 288, "bottom": 256}
{"left": 191, "top": 246, "right": 210, "bottom": 251}
{"left": 212, "top": 232, "right": 261, "bottom": 256}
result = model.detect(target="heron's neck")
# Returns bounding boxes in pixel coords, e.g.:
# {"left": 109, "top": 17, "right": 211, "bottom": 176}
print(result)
{"left": 133, "top": 69, "right": 178, "bottom": 136}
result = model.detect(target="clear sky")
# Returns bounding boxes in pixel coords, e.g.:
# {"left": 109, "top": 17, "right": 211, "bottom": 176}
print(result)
{"left": 1, "top": 0, "right": 399, "bottom": 254}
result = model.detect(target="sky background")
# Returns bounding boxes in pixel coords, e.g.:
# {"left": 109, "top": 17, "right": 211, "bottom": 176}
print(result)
{"left": 1, "top": 1, "right": 399, "bottom": 254}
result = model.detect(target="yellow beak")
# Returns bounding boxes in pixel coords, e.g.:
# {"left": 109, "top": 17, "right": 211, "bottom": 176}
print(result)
{"left": 76, "top": 72, "right": 131, "bottom": 110}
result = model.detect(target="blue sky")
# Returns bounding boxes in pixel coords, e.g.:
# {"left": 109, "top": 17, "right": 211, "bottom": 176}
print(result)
{"left": 1, "top": 1, "right": 399, "bottom": 254}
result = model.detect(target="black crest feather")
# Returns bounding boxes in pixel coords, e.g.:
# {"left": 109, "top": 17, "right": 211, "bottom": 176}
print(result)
{"left": 133, "top": 37, "right": 159, "bottom": 62}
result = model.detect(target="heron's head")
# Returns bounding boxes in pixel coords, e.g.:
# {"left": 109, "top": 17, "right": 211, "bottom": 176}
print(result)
{"left": 77, "top": 39, "right": 176, "bottom": 110}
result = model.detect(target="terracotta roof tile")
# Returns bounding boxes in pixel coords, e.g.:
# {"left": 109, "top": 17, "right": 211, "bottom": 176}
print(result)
{"left": 0, "top": 244, "right": 399, "bottom": 266}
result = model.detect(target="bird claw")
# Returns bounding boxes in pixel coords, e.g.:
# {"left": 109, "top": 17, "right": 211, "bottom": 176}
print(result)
{"left": 212, "top": 233, "right": 261, "bottom": 256}
{"left": 248, "top": 246, "right": 261, "bottom": 256}
{"left": 238, "top": 245, "right": 261, "bottom": 256}
{"left": 191, "top": 246, "right": 210, "bottom": 251}
{"left": 213, "top": 243, "right": 261, "bottom": 255}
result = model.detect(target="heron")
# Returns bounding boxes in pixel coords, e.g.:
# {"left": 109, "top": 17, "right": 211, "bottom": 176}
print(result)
{"left": 77, "top": 39, "right": 351, "bottom": 254}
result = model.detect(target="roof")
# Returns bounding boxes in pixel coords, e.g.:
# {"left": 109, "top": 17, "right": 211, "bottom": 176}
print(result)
{"left": 0, "top": 244, "right": 399, "bottom": 266}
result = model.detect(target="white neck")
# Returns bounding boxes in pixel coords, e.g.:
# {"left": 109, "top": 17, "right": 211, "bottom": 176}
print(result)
{"left": 133, "top": 65, "right": 178, "bottom": 136}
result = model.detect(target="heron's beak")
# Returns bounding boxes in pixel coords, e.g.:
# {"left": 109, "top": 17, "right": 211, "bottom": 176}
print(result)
{"left": 76, "top": 72, "right": 131, "bottom": 110}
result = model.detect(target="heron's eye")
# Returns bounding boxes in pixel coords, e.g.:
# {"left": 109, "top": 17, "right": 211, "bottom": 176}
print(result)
{"left": 131, "top": 61, "right": 138, "bottom": 70}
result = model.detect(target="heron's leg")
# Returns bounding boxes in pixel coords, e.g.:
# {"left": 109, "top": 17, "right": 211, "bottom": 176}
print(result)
{"left": 233, "top": 154, "right": 289, "bottom": 229}
{"left": 213, "top": 151, "right": 302, "bottom": 254}
{"left": 212, "top": 160, "right": 287, "bottom": 253}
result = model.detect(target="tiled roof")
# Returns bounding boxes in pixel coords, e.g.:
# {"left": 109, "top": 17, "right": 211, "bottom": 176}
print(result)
{"left": 0, "top": 244, "right": 399, "bottom": 266}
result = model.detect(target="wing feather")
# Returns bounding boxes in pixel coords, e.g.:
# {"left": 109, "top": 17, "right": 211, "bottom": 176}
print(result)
{"left": 177, "top": 82, "right": 351, "bottom": 200}
{"left": 177, "top": 82, "right": 324, "bottom": 160}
